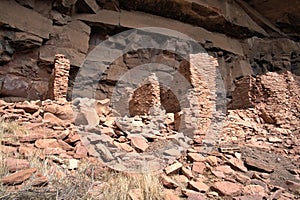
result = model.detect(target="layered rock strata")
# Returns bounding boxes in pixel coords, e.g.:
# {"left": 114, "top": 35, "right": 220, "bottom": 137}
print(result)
{"left": 0, "top": 0, "right": 299, "bottom": 100}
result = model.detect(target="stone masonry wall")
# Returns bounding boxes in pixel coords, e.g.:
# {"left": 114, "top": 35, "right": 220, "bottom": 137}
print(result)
{"left": 230, "top": 71, "right": 300, "bottom": 131}
{"left": 129, "top": 73, "right": 161, "bottom": 116}
{"left": 48, "top": 54, "right": 71, "bottom": 100}
{"left": 178, "top": 53, "right": 221, "bottom": 142}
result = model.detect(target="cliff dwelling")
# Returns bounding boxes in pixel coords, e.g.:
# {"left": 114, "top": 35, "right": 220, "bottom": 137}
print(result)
{"left": 0, "top": 1, "right": 299, "bottom": 199}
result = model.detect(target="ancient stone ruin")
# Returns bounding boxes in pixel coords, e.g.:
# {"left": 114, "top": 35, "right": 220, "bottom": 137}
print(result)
{"left": 0, "top": 0, "right": 299, "bottom": 199}
{"left": 48, "top": 54, "right": 71, "bottom": 100}
{"left": 128, "top": 73, "right": 162, "bottom": 117}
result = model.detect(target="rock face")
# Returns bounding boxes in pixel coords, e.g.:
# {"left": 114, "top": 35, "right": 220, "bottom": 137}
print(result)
{"left": 118, "top": 0, "right": 267, "bottom": 38}
{"left": 0, "top": 0, "right": 299, "bottom": 100}
{"left": 39, "top": 20, "right": 90, "bottom": 67}
{"left": 0, "top": 1, "right": 52, "bottom": 39}
{"left": 244, "top": 0, "right": 300, "bottom": 40}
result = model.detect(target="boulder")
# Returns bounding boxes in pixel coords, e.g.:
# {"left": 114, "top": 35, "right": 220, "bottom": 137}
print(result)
{"left": 164, "top": 190, "right": 181, "bottom": 200}
{"left": 192, "top": 162, "right": 206, "bottom": 174}
{"left": 188, "top": 180, "right": 209, "bottom": 192}
{"left": 35, "top": 139, "right": 60, "bottom": 149}
{"left": 53, "top": 0, "right": 77, "bottom": 15}
{"left": 15, "top": 101, "right": 39, "bottom": 113}
{"left": 161, "top": 174, "right": 179, "bottom": 189}
{"left": 31, "top": 174, "right": 48, "bottom": 186}
{"left": 0, "top": 74, "right": 30, "bottom": 98}
{"left": 75, "top": 107, "right": 99, "bottom": 127}
{"left": 0, "top": 74, "right": 49, "bottom": 100}
{"left": 95, "top": 98, "right": 111, "bottom": 116}
{"left": 164, "top": 162, "right": 182, "bottom": 175}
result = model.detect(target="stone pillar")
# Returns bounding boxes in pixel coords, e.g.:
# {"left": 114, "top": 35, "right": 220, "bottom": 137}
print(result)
{"left": 190, "top": 53, "right": 226, "bottom": 149}
{"left": 48, "top": 54, "right": 70, "bottom": 100}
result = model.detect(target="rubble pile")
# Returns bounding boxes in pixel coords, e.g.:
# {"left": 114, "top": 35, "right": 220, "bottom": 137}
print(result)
{"left": 224, "top": 72, "right": 300, "bottom": 160}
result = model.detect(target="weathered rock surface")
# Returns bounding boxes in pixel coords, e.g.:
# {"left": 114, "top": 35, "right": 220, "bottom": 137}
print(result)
{"left": 212, "top": 181, "right": 243, "bottom": 196}
{"left": 39, "top": 20, "right": 90, "bottom": 67}
{"left": 118, "top": 0, "right": 268, "bottom": 38}
{"left": 245, "top": 0, "right": 300, "bottom": 40}
{"left": 0, "top": 0, "right": 299, "bottom": 100}
{"left": 0, "top": 1, "right": 52, "bottom": 39}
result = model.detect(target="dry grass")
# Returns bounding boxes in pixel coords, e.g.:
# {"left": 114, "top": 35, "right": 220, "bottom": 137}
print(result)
{"left": 99, "top": 171, "right": 165, "bottom": 200}
{"left": 0, "top": 119, "right": 17, "bottom": 198}
{"left": 0, "top": 119, "right": 21, "bottom": 135}
{"left": 0, "top": 149, "right": 9, "bottom": 199}
{"left": 0, "top": 119, "right": 22, "bottom": 187}
{"left": 0, "top": 148, "right": 8, "bottom": 178}
{"left": 0, "top": 119, "right": 24, "bottom": 142}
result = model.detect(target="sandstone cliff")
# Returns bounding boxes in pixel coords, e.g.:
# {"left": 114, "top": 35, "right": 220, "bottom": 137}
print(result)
{"left": 0, "top": 0, "right": 299, "bottom": 100}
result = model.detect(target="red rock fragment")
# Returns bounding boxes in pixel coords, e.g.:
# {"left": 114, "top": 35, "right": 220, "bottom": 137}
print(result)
{"left": 1, "top": 168, "right": 37, "bottom": 185}
{"left": 212, "top": 181, "right": 243, "bottom": 196}
{"left": 5, "top": 157, "right": 30, "bottom": 172}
